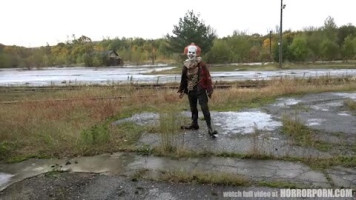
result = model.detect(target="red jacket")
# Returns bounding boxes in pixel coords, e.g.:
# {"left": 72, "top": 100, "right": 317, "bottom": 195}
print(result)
{"left": 178, "top": 61, "right": 213, "bottom": 94}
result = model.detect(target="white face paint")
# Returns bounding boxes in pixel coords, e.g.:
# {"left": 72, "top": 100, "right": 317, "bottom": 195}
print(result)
{"left": 187, "top": 45, "right": 197, "bottom": 59}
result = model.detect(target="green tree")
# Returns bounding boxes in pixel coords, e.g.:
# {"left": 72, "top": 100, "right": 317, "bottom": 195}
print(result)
{"left": 0, "top": 53, "right": 12, "bottom": 68}
{"left": 109, "top": 38, "right": 125, "bottom": 51}
{"left": 69, "top": 35, "right": 95, "bottom": 66}
{"left": 143, "top": 40, "right": 159, "bottom": 65}
{"left": 51, "top": 43, "right": 70, "bottom": 66}
{"left": 320, "top": 16, "right": 339, "bottom": 60}
{"left": 205, "top": 39, "right": 231, "bottom": 63}
{"left": 157, "top": 39, "right": 171, "bottom": 58}
{"left": 323, "top": 16, "right": 338, "bottom": 41}
{"left": 228, "top": 32, "right": 252, "bottom": 62}
{"left": 288, "top": 35, "right": 310, "bottom": 62}
{"left": 273, "top": 38, "right": 288, "bottom": 62}
{"left": 167, "top": 10, "right": 216, "bottom": 55}
{"left": 131, "top": 45, "right": 145, "bottom": 65}
{"left": 320, "top": 39, "right": 339, "bottom": 61}
{"left": 261, "top": 33, "right": 276, "bottom": 62}
{"left": 337, "top": 24, "right": 356, "bottom": 46}
{"left": 341, "top": 35, "right": 356, "bottom": 61}
{"left": 1, "top": 46, "right": 22, "bottom": 68}
{"left": 248, "top": 45, "right": 261, "bottom": 62}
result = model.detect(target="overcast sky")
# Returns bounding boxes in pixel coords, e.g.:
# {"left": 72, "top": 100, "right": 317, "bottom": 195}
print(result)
{"left": 1, "top": 0, "right": 355, "bottom": 47}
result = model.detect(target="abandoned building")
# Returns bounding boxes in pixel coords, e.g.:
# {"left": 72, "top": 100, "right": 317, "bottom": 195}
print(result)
{"left": 103, "top": 50, "right": 124, "bottom": 66}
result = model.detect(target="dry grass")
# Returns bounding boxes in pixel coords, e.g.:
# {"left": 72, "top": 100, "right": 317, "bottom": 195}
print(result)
{"left": 0, "top": 87, "right": 182, "bottom": 161}
{"left": 0, "top": 98, "right": 122, "bottom": 159}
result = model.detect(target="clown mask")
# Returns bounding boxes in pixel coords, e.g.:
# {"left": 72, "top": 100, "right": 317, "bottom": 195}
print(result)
{"left": 187, "top": 45, "right": 198, "bottom": 60}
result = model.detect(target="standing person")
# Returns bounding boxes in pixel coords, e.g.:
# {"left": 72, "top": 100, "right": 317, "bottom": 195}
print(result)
{"left": 178, "top": 43, "right": 217, "bottom": 137}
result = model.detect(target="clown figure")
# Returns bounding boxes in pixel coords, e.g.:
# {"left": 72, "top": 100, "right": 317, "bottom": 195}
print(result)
{"left": 178, "top": 43, "right": 218, "bottom": 138}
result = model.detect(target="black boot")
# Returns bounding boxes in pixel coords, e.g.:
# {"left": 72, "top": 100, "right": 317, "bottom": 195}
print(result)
{"left": 208, "top": 126, "right": 218, "bottom": 138}
{"left": 181, "top": 122, "right": 199, "bottom": 130}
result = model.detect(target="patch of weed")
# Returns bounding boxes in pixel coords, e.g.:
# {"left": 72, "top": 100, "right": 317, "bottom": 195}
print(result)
{"left": 80, "top": 124, "right": 109, "bottom": 145}
{"left": 0, "top": 142, "right": 13, "bottom": 160}
{"left": 344, "top": 99, "right": 356, "bottom": 113}
{"left": 282, "top": 115, "right": 313, "bottom": 147}
{"left": 313, "top": 141, "right": 334, "bottom": 152}
{"left": 300, "top": 156, "right": 356, "bottom": 169}
{"left": 45, "top": 171, "right": 65, "bottom": 178}
{"left": 159, "top": 170, "right": 250, "bottom": 186}
{"left": 258, "top": 180, "right": 299, "bottom": 188}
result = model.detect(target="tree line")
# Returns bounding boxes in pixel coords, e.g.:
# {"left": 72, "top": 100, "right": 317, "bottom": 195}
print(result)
{"left": 0, "top": 11, "right": 355, "bottom": 69}
{"left": 0, "top": 35, "right": 172, "bottom": 68}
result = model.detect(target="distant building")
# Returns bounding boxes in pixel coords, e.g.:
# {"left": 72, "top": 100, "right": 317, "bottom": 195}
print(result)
{"left": 103, "top": 50, "right": 123, "bottom": 66}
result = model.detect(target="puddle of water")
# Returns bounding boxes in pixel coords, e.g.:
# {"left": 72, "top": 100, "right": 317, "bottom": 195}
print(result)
{"left": 310, "top": 101, "right": 343, "bottom": 112}
{"left": 0, "top": 173, "right": 13, "bottom": 188}
{"left": 337, "top": 112, "right": 351, "bottom": 116}
{"left": 273, "top": 98, "right": 301, "bottom": 107}
{"left": 310, "top": 105, "right": 329, "bottom": 112}
{"left": 307, "top": 118, "right": 326, "bottom": 126}
{"left": 333, "top": 92, "right": 356, "bottom": 100}
{"left": 113, "top": 112, "right": 159, "bottom": 126}
{"left": 0, "top": 152, "right": 135, "bottom": 191}
{"left": 115, "top": 111, "right": 282, "bottom": 135}
{"left": 213, "top": 111, "right": 282, "bottom": 135}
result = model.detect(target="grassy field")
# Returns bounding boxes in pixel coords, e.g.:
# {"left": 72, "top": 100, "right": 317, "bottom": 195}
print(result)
{"left": 0, "top": 76, "right": 356, "bottom": 162}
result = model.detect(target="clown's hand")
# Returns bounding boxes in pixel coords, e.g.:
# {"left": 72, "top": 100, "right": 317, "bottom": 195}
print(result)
{"left": 207, "top": 90, "right": 213, "bottom": 99}
{"left": 178, "top": 92, "right": 184, "bottom": 99}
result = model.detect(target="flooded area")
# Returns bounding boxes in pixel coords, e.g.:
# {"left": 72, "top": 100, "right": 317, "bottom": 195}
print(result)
{"left": 0, "top": 65, "right": 175, "bottom": 86}
{"left": 1, "top": 66, "right": 356, "bottom": 86}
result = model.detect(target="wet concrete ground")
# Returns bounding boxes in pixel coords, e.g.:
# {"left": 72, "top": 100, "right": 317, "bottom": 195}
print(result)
{"left": 0, "top": 91, "right": 355, "bottom": 199}
{"left": 267, "top": 92, "right": 356, "bottom": 136}
{"left": 0, "top": 153, "right": 331, "bottom": 190}
{"left": 0, "top": 153, "right": 355, "bottom": 199}
{"left": 136, "top": 92, "right": 356, "bottom": 158}
{"left": 3, "top": 171, "right": 338, "bottom": 200}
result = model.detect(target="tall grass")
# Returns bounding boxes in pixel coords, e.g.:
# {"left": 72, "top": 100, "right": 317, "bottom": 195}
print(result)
{"left": 0, "top": 99, "right": 121, "bottom": 160}
{"left": 0, "top": 86, "right": 184, "bottom": 161}
{"left": 344, "top": 99, "right": 356, "bottom": 112}
{"left": 157, "top": 110, "right": 183, "bottom": 153}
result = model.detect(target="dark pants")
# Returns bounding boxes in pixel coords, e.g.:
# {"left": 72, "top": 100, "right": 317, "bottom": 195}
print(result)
{"left": 188, "top": 89, "right": 211, "bottom": 129}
